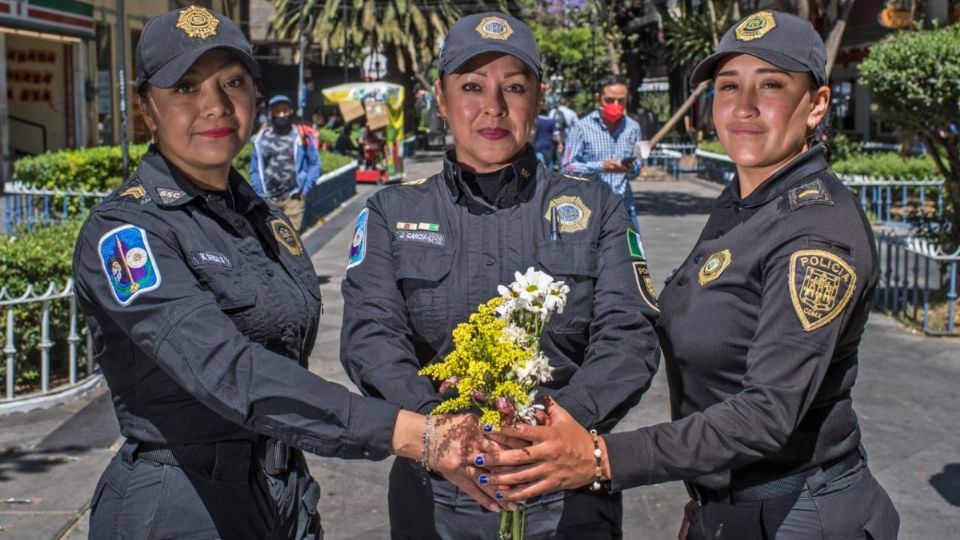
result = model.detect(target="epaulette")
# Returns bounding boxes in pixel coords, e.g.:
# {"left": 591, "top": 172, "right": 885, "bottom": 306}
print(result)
{"left": 786, "top": 178, "right": 833, "bottom": 212}
{"left": 402, "top": 177, "right": 428, "bottom": 186}
{"left": 561, "top": 174, "right": 590, "bottom": 182}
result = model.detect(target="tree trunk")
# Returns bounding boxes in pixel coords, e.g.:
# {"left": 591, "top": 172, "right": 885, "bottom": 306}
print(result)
{"left": 824, "top": 0, "right": 856, "bottom": 76}
{"left": 650, "top": 81, "right": 711, "bottom": 147}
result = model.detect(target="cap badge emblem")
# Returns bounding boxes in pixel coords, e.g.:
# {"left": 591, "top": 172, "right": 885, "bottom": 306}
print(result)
{"left": 176, "top": 6, "right": 220, "bottom": 40}
{"left": 735, "top": 11, "right": 776, "bottom": 42}
{"left": 476, "top": 16, "right": 513, "bottom": 41}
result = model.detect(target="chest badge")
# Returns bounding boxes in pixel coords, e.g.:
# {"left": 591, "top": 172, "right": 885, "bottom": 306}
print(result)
{"left": 269, "top": 217, "right": 303, "bottom": 257}
{"left": 789, "top": 249, "right": 857, "bottom": 332}
{"left": 544, "top": 196, "right": 591, "bottom": 233}
{"left": 698, "top": 249, "right": 732, "bottom": 286}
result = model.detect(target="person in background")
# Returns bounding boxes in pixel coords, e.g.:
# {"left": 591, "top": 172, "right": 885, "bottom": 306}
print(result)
{"left": 562, "top": 74, "right": 642, "bottom": 231}
{"left": 339, "top": 11, "right": 660, "bottom": 540}
{"left": 550, "top": 96, "right": 578, "bottom": 155}
{"left": 478, "top": 11, "right": 900, "bottom": 540}
{"left": 333, "top": 119, "right": 358, "bottom": 156}
{"left": 249, "top": 94, "right": 321, "bottom": 231}
{"left": 73, "top": 7, "right": 503, "bottom": 539}
{"left": 533, "top": 104, "right": 560, "bottom": 170}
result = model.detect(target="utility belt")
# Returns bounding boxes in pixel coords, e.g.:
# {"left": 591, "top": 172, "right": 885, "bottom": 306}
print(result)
{"left": 686, "top": 447, "right": 863, "bottom": 505}
{"left": 122, "top": 438, "right": 297, "bottom": 478}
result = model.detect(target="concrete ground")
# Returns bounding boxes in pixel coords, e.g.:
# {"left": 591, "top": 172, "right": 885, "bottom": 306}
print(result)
{"left": 1, "top": 151, "right": 958, "bottom": 539}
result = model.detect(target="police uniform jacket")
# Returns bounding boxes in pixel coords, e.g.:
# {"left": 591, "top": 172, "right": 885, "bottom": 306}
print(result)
{"left": 73, "top": 147, "right": 398, "bottom": 459}
{"left": 340, "top": 147, "right": 660, "bottom": 431}
{"left": 605, "top": 145, "right": 878, "bottom": 492}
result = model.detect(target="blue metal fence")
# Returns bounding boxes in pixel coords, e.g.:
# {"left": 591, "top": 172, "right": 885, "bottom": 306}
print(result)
{"left": 837, "top": 175, "right": 944, "bottom": 227}
{"left": 3, "top": 183, "right": 107, "bottom": 234}
{"left": 875, "top": 231, "right": 959, "bottom": 336}
{"left": 303, "top": 161, "right": 359, "bottom": 230}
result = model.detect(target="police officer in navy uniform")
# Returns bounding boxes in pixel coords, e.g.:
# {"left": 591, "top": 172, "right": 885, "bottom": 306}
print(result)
{"left": 477, "top": 11, "right": 900, "bottom": 540}
{"left": 74, "top": 7, "right": 511, "bottom": 539}
{"left": 339, "top": 12, "right": 661, "bottom": 540}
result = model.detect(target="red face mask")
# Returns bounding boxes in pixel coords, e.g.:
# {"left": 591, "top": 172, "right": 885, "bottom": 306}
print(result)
{"left": 600, "top": 102, "right": 625, "bottom": 124}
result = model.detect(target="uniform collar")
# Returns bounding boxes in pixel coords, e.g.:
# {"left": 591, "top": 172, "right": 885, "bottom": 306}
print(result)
{"left": 731, "top": 145, "right": 828, "bottom": 208}
{"left": 441, "top": 145, "right": 539, "bottom": 213}
{"left": 135, "top": 145, "right": 263, "bottom": 212}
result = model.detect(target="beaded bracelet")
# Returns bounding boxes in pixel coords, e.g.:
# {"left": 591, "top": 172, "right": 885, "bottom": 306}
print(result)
{"left": 588, "top": 429, "right": 603, "bottom": 491}
{"left": 421, "top": 414, "right": 434, "bottom": 471}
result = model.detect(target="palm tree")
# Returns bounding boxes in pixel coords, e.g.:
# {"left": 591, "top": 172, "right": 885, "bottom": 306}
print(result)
{"left": 271, "top": 0, "right": 465, "bottom": 88}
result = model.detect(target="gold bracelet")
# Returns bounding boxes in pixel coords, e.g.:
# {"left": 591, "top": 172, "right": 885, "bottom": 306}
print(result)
{"left": 589, "top": 429, "right": 603, "bottom": 491}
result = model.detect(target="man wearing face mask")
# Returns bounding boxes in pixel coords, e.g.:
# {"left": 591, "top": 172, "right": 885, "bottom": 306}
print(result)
{"left": 250, "top": 95, "right": 322, "bottom": 231}
{"left": 562, "top": 74, "right": 642, "bottom": 231}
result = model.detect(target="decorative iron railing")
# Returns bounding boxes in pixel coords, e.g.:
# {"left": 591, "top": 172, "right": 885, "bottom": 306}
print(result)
{"left": 875, "top": 232, "right": 959, "bottom": 336}
{"left": 3, "top": 183, "right": 107, "bottom": 234}
{"left": 0, "top": 279, "right": 99, "bottom": 414}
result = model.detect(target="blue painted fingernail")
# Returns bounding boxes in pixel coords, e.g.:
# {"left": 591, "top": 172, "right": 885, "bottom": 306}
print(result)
{"left": 479, "top": 475, "right": 489, "bottom": 485}
{"left": 474, "top": 455, "right": 485, "bottom": 466}
{"left": 482, "top": 424, "right": 493, "bottom": 432}
{"left": 495, "top": 492, "right": 504, "bottom": 499}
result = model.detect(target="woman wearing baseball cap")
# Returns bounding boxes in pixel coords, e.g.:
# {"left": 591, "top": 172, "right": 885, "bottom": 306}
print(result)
{"left": 73, "top": 7, "right": 508, "bottom": 538}
{"left": 478, "top": 10, "right": 900, "bottom": 539}
{"left": 339, "top": 10, "right": 660, "bottom": 540}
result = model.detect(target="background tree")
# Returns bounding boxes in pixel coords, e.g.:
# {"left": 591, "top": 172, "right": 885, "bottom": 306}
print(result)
{"left": 859, "top": 23, "right": 960, "bottom": 249}
{"left": 272, "top": 0, "right": 462, "bottom": 89}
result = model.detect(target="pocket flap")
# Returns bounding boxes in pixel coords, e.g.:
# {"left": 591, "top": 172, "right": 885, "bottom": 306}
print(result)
{"left": 392, "top": 243, "right": 455, "bottom": 282}
{"left": 536, "top": 241, "right": 599, "bottom": 277}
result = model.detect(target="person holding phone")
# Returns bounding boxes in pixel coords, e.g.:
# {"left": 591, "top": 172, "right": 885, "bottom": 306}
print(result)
{"left": 562, "top": 74, "right": 643, "bottom": 232}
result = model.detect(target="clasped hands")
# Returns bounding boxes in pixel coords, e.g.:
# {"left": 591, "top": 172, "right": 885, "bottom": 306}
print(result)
{"left": 428, "top": 397, "right": 609, "bottom": 511}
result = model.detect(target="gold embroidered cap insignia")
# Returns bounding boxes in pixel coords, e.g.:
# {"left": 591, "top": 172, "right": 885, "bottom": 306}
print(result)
{"left": 735, "top": 11, "right": 776, "bottom": 42}
{"left": 176, "top": 6, "right": 220, "bottom": 40}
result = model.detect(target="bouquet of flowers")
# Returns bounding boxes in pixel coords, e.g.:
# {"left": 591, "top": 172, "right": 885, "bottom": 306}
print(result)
{"left": 419, "top": 267, "right": 569, "bottom": 539}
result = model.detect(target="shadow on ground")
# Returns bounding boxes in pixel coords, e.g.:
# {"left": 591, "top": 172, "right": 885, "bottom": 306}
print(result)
{"left": 930, "top": 464, "right": 960, "bottom": 507}
{"left": 0, "top": 447, "right": 89, "bottom": 482}
{"left": 634, "top": 192, "right": 717, "bottom": 216}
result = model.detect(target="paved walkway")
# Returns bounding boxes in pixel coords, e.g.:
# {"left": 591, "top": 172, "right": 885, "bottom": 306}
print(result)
{"left": 1, "top": 152, "right": 958, "bottom": 538}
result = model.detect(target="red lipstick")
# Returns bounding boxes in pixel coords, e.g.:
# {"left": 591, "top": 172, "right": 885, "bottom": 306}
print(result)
{"left": 198, "top": 128, "right": 236, "bottom": 138}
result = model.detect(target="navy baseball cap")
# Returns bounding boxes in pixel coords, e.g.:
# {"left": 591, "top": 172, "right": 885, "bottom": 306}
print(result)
{"left": 136, "top": 6, "right": 261, "bottom": 89}
{"left": 439, "top": 12, "right": 542, "bottom": 80}
{"left": 690, "top": 10, "right": 827, "bottom": 87}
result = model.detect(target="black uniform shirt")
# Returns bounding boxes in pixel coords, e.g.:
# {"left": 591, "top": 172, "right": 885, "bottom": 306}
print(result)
{"left": 340, "top": 147, "right": 660, "bottom": 432}
{"left": 605, "top": 146, "right": 878, "bottom": 491}
{"left": 73, "top": 148, "right": 398, "bottom": 459}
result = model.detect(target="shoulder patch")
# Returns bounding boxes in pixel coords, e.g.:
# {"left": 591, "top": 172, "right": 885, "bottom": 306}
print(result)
{"left": 402, "top": 177, "right": 428, "bottom": 186}
{"left": 157, "top": 187, "right": 187, "bottom": 205}
{"left": 347, "top": 208, "right": 369, "bottom": 269}
{"left": 97, "top": 224, "right": 161, "bottom": 306}
{"left": 561, "top": 174, "right": 590, "bottom": 182}
{"left": 632, "top": 261, "right": 659, "bottom": 312}
{"left": 789, "top": 249, "right": 857, "bottom": 331}
{"left": 627, "top": 229, "right": 645, "bottom": 260}
{"left": 787, "top": 178, "right": 833, "bottom": 212}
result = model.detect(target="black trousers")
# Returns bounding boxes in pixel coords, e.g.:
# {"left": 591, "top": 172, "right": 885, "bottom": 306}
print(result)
{"left": 89, "top": 440, "right": 322, "bottom": 539}
{"left": 388, "top": 457, "right": 622, "bottom": 540}
{"left": 688, "top": 454, "right": 899, "bottom": 540}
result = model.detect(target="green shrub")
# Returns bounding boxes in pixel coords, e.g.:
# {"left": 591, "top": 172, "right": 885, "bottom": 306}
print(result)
{"left": 0, "top": 220, "right": 87, "bottom": 391}
{"left": 697, "top": 140, "right": 727, "bottom": 155}
{"left": 14, "top": 142, "right": 354, "bottom": 188}
{"left": 832, "top": 153, "right": 941, "bottom": 179}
